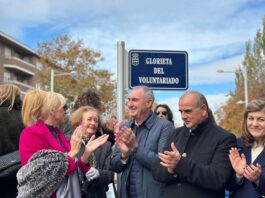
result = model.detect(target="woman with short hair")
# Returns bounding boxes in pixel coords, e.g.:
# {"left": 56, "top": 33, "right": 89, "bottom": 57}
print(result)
{"left": 71, "top": 106, "right": 114, "bottom": 198}
{"left": 18, "top": 91, "right": 108, "bottom": 198}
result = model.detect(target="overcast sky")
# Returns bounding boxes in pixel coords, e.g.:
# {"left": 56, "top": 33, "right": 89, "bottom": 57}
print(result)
{"left": 0, "top": 0, "right": 264, "bottom": 125}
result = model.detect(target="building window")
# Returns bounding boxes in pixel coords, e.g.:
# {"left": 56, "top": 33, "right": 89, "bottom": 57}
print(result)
{"left": 4, "top": 47, "right": 12, "bottom": 57}
{"left": 3, "top": 71, "right": 11, "bottom": 81}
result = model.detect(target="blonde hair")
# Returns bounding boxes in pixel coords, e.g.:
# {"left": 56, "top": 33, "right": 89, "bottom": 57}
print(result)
{"left": 41, "top": 92, "right": 67, "bottom": 119}
{"left": 22, "top": 90, "right": 47, "bottom": 126}
{"left": 70, "top": 106, "right": 100, "bottom": 129}
{"left": 0, "top": 84, "right": 21, "bottom": 111}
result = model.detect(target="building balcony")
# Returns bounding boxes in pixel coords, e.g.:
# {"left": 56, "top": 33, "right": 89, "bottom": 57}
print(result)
{"left": 3, "top": 57, "right": 36, "bottom": 76}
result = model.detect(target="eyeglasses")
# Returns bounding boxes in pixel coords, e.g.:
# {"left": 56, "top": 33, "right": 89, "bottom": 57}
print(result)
{"left": 156, "top": 111, "right": 168, "bottom": 116}
{"left": 63, "top": 105, "right": 68, "bottom": 111}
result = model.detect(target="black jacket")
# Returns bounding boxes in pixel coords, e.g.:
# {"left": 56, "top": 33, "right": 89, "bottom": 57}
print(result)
{"left": 78, "top": 141, "right": 114, "bottom": 198}
{"left": 0, "top": 103, "right": 24, "bottom": 155}
{"left": 152, "top": 118, "right": 236, "bottom": 198}
{"left": 0, "top": 101, "right": 24, "bottom": 198}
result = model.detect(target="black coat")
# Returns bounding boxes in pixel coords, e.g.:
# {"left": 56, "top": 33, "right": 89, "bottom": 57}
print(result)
{"left": 78, "top": 141, "right": 114, "bottom": 198}
{"left": 0, "top": 103, "right": 24, "bottom": 198}
{"left": 152, "top": 118, "right": 236, "bottom": 198}
{"left": 0, "top": 105, "right": 24, "bottom": 155}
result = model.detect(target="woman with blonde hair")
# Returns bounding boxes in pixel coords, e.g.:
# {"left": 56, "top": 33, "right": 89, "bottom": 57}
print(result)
{"left": 0, "top": 83, "right": 21, "bottom": 111}
{"left": 21, "top": 89, "right": 47, "bottom": 127}
{"left": 0, "top": 83, "right": 24, "bottom": 155}
{"left": 71, "top": 106, "right": 113, "bottom": 198}
{"left": 18, "top": 91, "right": 109, "bottom": 198}
{"left": 0, "top": 84, "right": 24, "bottom": 197}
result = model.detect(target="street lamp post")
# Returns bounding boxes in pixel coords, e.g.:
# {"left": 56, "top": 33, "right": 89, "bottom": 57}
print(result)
{"left": 50, "top": 69, "right": 78, "bottom": 92}
{"left": 217, "top": 67, "right": 248, "bottom": 107}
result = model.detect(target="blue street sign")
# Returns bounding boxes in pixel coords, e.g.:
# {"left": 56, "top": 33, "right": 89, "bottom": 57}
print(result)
{"left": 129, "top": 50, "right": 188, "bottom": 90}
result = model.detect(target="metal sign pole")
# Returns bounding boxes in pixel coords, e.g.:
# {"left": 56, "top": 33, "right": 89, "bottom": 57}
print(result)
{"left": 117, "top": 41, "right": 125, "bottom": 121}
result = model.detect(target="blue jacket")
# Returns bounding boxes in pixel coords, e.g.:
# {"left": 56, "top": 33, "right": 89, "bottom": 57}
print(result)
{"left": 110, "top": 111, "right": 175, "bottom": 198}
{"left": 227, "top": 138, "right": 265, "bottom": 198}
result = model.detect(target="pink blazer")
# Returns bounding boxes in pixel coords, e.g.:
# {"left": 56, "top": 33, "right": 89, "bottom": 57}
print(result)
{"left": 19, "top": 120, "right": 90, "bottom": 175}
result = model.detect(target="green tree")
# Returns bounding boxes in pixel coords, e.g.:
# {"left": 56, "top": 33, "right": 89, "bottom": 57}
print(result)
{"left": 219, "top": 17, "right": 265, "bottom": 137}
{"left": 37, "top": 34, "right": 116, "bottom": 115}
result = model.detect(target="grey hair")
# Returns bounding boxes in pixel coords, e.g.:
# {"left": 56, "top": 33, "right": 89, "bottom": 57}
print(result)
{"left": 133, "top": 86, "right": 155, "bottom": 101}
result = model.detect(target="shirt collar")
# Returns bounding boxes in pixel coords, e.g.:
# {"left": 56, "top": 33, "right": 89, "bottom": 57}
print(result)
{"left": 130, "top": 110, "right": 154, "bottom": 129}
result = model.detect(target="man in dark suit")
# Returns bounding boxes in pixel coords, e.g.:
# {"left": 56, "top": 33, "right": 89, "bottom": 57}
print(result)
{"left": 153, "top": 91, "right": 236, "bottom": 198}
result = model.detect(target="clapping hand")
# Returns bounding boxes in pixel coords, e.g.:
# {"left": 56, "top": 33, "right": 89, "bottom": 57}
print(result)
{"left": 68, "top": 125, "right": 84, "bottom": 158}
{"left": 115, "top": 127, "right": 138, "bottom": 160}
{"left": 229, "top": 147, "right": 247, "bottom": 177}
{"left": 82, "top": 134, "right": 109, "bottom": 163}
{"left": 243, "top": 163, "right": 262, "bottom": 185}
{"left": 229, "top": 147, "right": 262, "bottom": 185}
{"left": 159, "top": 143, "right": 183, "bottom": 174}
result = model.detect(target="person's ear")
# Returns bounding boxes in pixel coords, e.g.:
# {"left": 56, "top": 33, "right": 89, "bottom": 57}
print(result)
{"left": 146, "top": 100, "right": 153, "bottom": 109}
{"left": 50, "top": 109, "right": 55, "bottom": 117}
{"left": 201, "top": 104, "right": 207, "bottom": 115}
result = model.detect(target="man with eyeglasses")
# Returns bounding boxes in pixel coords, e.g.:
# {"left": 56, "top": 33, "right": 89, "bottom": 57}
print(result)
{"left": 111, "top": 86, "right": 175, "bottom": 198}
{"left": 152, "top": 91, "right": 236, "bottom": 198}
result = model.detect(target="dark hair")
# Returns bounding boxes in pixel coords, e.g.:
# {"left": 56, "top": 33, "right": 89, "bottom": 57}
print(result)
{"left": 74, "top": 88, "right": 102, "bottom": 111}
{"left": 242, "top": 98, "right": 265, "bottom": 147}
{"left": 154, "top": 104, "right": 174, "bottom": 124}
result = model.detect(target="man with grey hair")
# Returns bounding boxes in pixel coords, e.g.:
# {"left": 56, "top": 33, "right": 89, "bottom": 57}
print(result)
{"left": 111, "top": 86, "right": 175, "bottom": 198}
{"left": 152, "top": 90, "right": 236, "bottom": 198}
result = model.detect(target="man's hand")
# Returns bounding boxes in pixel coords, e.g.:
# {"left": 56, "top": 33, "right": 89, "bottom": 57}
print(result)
{"left": 159, "top": 143, "right": 182, "bottom": 174}
{"left": 115, "top": 127, "right": 133, "bottom": 160}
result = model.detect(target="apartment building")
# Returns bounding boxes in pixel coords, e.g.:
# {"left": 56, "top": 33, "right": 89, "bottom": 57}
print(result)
{"left": 0, "top": 31, "right": 41, "bottom": 95}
